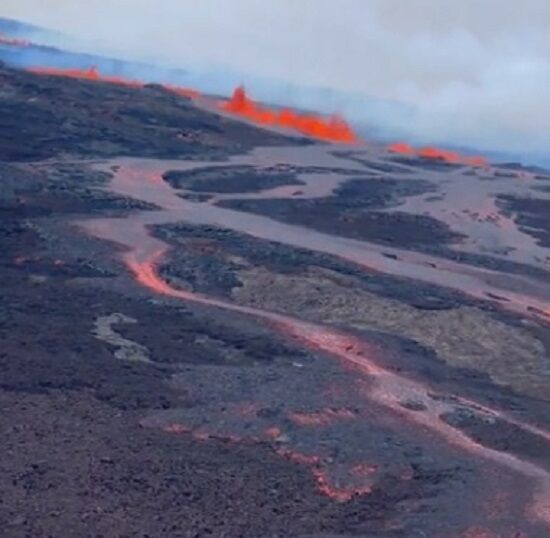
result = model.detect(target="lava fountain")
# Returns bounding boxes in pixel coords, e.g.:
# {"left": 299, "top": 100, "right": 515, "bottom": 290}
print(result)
{"left": 221, "top": 86, "right": 358, "bottom": 144}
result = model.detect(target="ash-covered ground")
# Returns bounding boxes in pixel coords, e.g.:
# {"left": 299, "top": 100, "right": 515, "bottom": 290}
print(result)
{"left": 1, "top": 62, "right": 550, "bottom": 538}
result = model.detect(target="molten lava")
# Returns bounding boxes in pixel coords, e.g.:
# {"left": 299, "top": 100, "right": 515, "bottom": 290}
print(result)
{"left": 26, "top": 63, "right": 487, "bottom": 166}
{"left": 28, "top": 65, "right": 200, "bottom": 99}
{"left": 387, "top": 142, "right": 415, "bottom": 156}
{"left": 221, "top": 86, "right": 357, "bottom": 144}
{"left": 418, "top": 146, "right": 461, "bottom": 163}
{"left": 24, "top": 61, "right": 493, "bottom": 169}
{"left": 388, "top": 140, "right": 487, "bottom": 167}
{"left": 28, "top": 65, "right": 143, "bottom": 88}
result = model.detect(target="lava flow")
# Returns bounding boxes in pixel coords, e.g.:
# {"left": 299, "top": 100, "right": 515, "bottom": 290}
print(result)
{"left": 28, "top": 65, "right": 201, "bottom": 99}
{"left": 81, "top": 160, "right": 550, "bottom": 532}
{"left": 28, "top": 65, "right": 143, "bottom": 88}
{"left": 388, "top": 141, "right": 487, "bottom": 167}
{"left": 221, "top": 85, "right": 357, "bottom": 144}
{"left": 119, "top": 235, "right": 550, "bottom": 527}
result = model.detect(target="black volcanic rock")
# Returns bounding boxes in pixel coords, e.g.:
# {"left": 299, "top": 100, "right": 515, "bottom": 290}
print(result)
{"left": 0, "top": 64, "right": 295, "bottom": 162}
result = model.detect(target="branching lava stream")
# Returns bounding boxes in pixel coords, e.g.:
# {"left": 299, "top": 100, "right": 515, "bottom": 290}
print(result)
{"left": 80, "top": 150, "right": 550, "bottom": 536}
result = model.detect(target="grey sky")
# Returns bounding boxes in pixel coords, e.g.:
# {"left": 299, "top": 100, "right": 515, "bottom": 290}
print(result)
{"left": 2, "top": 1, "right": 549, "bottom": 158}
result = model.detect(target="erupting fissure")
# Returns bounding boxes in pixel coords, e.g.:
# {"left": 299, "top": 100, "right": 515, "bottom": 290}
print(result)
{"left": 221, "top": 86, "right": 358, "bottom": 144}
{"left": 25, "top": 62, "right": 491, "bottom": 165}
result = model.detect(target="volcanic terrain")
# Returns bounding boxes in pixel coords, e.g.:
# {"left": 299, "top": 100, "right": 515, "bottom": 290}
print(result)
{"left": 1, "top": 55, "right": 550, "bottom": 538}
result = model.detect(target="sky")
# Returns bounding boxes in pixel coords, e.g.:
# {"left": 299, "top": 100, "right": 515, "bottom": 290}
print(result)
{"left": 2, "top": 0, "right": 550, "bottom": 161}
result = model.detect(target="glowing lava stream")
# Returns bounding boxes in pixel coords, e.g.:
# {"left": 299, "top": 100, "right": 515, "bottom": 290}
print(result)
{"left": 80, "top": 157, "right": 550, "bottom": 524}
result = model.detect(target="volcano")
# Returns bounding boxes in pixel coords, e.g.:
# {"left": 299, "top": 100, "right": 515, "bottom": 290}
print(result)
{"left": 1, "top": 25, "right": 550, "bottom": 538}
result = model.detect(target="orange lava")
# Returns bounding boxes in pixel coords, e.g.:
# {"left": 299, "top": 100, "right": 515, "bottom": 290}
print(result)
{"left": 418, "top": 146, "right": 461, "bottom": 163}
{"left": 126, "top": 249, "right": 173, "bottom": 295}
{"left": 28, "top": 65, "right": 143, "bottom": 88}
{"left": 221, "top": 86, "right": 357, "bottom": 144}
{"left": 389, "top": 140, "right": 487, "bottom": 167}
{"left": 463, "top": 156, "right": 488, "bottom": 167}
{"left": 311, "top": 467, "right": 372, "bottom": 502}
{"left": 24, "top": 62, "right": 494, "bottom": 170}
{"left": 0, "top": 33, "right": 30, "bottom": 48}
{"left": 387, "top": 142, "right": 415, "bottom": 156}
{"left": 26, "top": 62, "right": 488, "bottom": 170}
{"left": 28, "top": 65, "right": 200, "bottom": 99}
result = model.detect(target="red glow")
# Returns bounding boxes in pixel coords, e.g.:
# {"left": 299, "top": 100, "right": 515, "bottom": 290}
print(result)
{"left": 418, "top": 146, "right": 461, "bottom": 163}
{"left": 28, "top": 65, "right": 143, "bottom": 88}
{"left": 25, "top": 62, "right": 494, "bottom": 169}
{"left": 221, "top": 86, "right": 357, "bottom": 144}
{"left": 388, "top": 140, "right": 487, "bottom": 167}
{"left": 88, "top": 164, "right": 550, "bottom": 526}
{"left": 388, "top": 142, "right": 415, "bottom": 156}
{"left": 463, "top": 156, "right": 488, "bottom": 167}
{"left": 126, "top": 250, "right": 172, "bottom": 295}
{"left": 311, "top": 468, "right": 373, "bottom": 502}
{"left": 28, "top": 65, "right": 201, "bottom": 100}
{"left": 25, "top": 63, "right": 487, "bottom": 168}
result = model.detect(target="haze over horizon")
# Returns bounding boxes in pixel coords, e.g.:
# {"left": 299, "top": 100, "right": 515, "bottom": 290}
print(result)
{"left": 2, "top": 0, "right": 549, "bottom": 163}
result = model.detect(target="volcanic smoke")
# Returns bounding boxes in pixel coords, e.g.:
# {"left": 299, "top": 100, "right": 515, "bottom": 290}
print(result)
{"left": 26, "top": 64, "right": 491, "bottom": 163}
